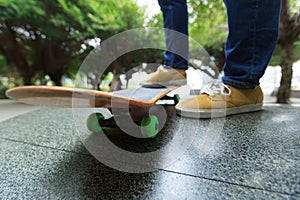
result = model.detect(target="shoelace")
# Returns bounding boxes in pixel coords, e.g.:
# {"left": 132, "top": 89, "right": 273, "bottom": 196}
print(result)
{"left": 201, "top": 80, "right": 231, "bottom": 97}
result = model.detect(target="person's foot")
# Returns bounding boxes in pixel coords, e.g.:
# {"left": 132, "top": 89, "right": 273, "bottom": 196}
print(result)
{"left": 175, "top": 80, "right": 263, "bottom": 118}
{"left": 141, "top": 66, "right": 187, "bottom": 88}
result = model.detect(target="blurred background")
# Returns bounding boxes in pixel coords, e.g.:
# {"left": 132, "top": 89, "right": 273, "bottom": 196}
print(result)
{"left": 0, "top": 0, "right": 299, "bottom": 103}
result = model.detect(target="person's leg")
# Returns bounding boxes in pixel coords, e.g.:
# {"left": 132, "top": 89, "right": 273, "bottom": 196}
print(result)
{"left": 141, "top": 0, "right": 188, "bottom": 87}
{"left": 176, "top": 0, "right": 281, "bottom": 118}
{"left": 158, "top": 0, "right": 189, "bottom": 70}
{"left": 222, "top": 0, "right": 281, "bottom": 89}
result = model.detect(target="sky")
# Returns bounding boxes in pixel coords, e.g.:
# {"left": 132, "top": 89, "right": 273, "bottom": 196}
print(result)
{"left": 136, "top": 0, "right": 160, "bottom": 18}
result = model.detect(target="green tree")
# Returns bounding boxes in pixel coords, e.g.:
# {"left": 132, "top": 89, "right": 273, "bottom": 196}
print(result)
{"left": 79, "top": 29, "right": 165, "bottom": 91}
{"left": 189, "top": 0, "right": 226, "bottom": 66}
{"left": 0, "top": 0, "right": 145, "bottom": 86}
{"left": 146, "top": 1, "right": 227, "bottom": 72}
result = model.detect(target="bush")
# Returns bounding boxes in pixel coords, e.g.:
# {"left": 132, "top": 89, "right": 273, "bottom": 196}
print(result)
{"left": 0, "top": 87, "right": 8, "bottom": 99}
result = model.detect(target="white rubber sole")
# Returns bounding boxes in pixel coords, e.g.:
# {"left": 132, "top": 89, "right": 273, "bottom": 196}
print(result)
{"left": 141, "top": 79, "right": 187, "bottom": 88}
{"left": 175, "top": 103, "right": 263, "bottom": 119}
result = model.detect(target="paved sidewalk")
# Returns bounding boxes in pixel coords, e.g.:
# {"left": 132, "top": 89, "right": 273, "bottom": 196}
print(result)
{"left": 0, "top": 100, "right": 39, "bottom": 123}
{"left": 0, "top": 100, "right": 299, "bottom": 199}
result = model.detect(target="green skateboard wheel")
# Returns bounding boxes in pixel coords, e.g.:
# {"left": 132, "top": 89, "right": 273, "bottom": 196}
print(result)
{"left": 141, "top": 115, "right": 159, "bottom": 138}
{"left": 86, "top": 113, "right": 105, "bottom": 132}
{"left": 174, "top": 94, "right": 180, "bottom": 104}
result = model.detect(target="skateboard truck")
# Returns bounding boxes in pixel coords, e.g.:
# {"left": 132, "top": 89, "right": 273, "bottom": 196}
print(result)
{"left": 86, "top": 93, "right": 180, "bottom": 138}
{"left": 86, "top": 108, "right": 160, "bottom": 138}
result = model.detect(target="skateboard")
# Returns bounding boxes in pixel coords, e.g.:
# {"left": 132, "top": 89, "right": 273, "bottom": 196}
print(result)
{"left": 6, "top": 86, "right": 180, "bottom": 137}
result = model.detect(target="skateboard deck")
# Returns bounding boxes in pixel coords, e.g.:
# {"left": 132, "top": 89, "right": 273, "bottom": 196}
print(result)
{"left": 5, "top": 86, "right": 178, "bottom": 108}
{"left": 6, "top": 85, "right": 180, "bottom": 137}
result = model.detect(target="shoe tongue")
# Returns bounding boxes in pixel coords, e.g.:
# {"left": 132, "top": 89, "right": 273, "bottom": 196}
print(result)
{"left": 160, "top": 65, "right": 173, "bottom": 72}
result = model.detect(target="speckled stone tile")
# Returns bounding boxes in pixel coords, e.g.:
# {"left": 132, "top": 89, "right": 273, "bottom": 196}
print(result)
{"left": 0, "top": 108, "right": 89, "bottom": 154}
{"left": 0, "top": 139, "right": 290, "bottom": 199}
{"left": 166, "top": 104, "right": 300, "bottom": 197}
{"left": 0, "top": 105, "right": 299, "bottom": 199}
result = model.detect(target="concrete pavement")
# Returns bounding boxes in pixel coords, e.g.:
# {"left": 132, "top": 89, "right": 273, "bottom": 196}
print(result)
{"left": 0, "top": 100, "right": 40, "bottom": 123}
{"left": 0, "top": 99, "right": 299, "bottom": 199}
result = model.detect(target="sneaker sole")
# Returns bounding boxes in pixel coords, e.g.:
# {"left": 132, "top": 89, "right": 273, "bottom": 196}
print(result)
{"left": 175, "top": 103, "right": 263, "bottom": 119}
{"left": 141, "top": 80, "right": 187, "bottom": 88}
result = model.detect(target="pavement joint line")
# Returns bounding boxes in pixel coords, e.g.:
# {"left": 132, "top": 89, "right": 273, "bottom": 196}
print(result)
{"left": 1, "top": 136, "right": 300, "bottom": 198}
{"left": 0, "top": 136, "right": 91, "bottom": 157}
{"left": 160, "top": 169, "right": 294, "bottom": 197}
{"left": 0, "top": 136, "right": 189, "bottom": 173}
{"left": 0, "top": 136, "right": 299, "bottom": 197}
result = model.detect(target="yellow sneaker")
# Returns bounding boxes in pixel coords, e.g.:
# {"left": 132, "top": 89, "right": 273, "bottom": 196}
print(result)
{"left": 141, "top": 66, "right": 187, "bottom": 88}
{"left": 175, "top": 80, "right": 263, "bottom": 118}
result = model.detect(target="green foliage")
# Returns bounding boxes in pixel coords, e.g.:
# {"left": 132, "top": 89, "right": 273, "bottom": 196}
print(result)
{"left": 290, "top": 0, "right": 300, "bottom": 13}
{"left": 271, "top": 0, "right": 300, "bottom": 66}
{"left": 146, "top": 0, "right": 300, "bottom": 69}
{"left": 188, "top": 0, "right": 227, "bottom": 48}
{"left": 0, "top": 87, "right": 8, "bottom": 99}
{"left": 0, "top": 0, "right": 145, "bottom": 86}
{"left": 146, "top": 13, "right": 163, "bottom": 28}
{"left": 0, "top": 55, "right": 7, "bottom": 75}
{"left": 269, "top": 42, "right": 300, "bottom": 66}
{"left": 145, "top": 1, "right": 227, "bottom": 48}
{"left": 1, "top": 0, "right": 298, "bottom": 89}
{"left": 295, "top": 40, "right": 300, "bottom": 61}
{"left": 145, "top": 0, "right": 227, "bottom": 70}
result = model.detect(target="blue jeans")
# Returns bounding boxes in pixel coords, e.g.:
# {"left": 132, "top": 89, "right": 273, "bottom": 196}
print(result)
{"left": 158, "top": 0, "right": 281, "bottom": 89}
{"left": 158, "top": 0, "right": 189, "bottom": 70}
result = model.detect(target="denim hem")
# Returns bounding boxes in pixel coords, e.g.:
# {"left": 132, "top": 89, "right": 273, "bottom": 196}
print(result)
{"left": 222, "top": 77, "right": 257, "bottom": 89}
{"left": 163, "top": 64, "right": 188, "bottom": 70}
{"left": 172, "top": 66, "right": 189, "bottom": 70}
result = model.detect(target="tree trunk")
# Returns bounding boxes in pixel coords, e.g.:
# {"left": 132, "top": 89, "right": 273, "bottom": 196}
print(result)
{"left": 23, "top": 75, "right": 32, "bottom": 85}
{"left": 110, "top": 65, "right": 122, "bottom": 91}
{"left": 49, "top": 73, "right": 63, "bottom": 86}
{"left": 87, "top": 73, "right": 100, "bottom": 90}
{"left": 277, "top": 42, "right": 294, "bottom": 103}
{"left": 110, "top": 73, "right": 122, "bottom": 91}
{"left": 19, "top": 69, "right": 35, "bottom": 85}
